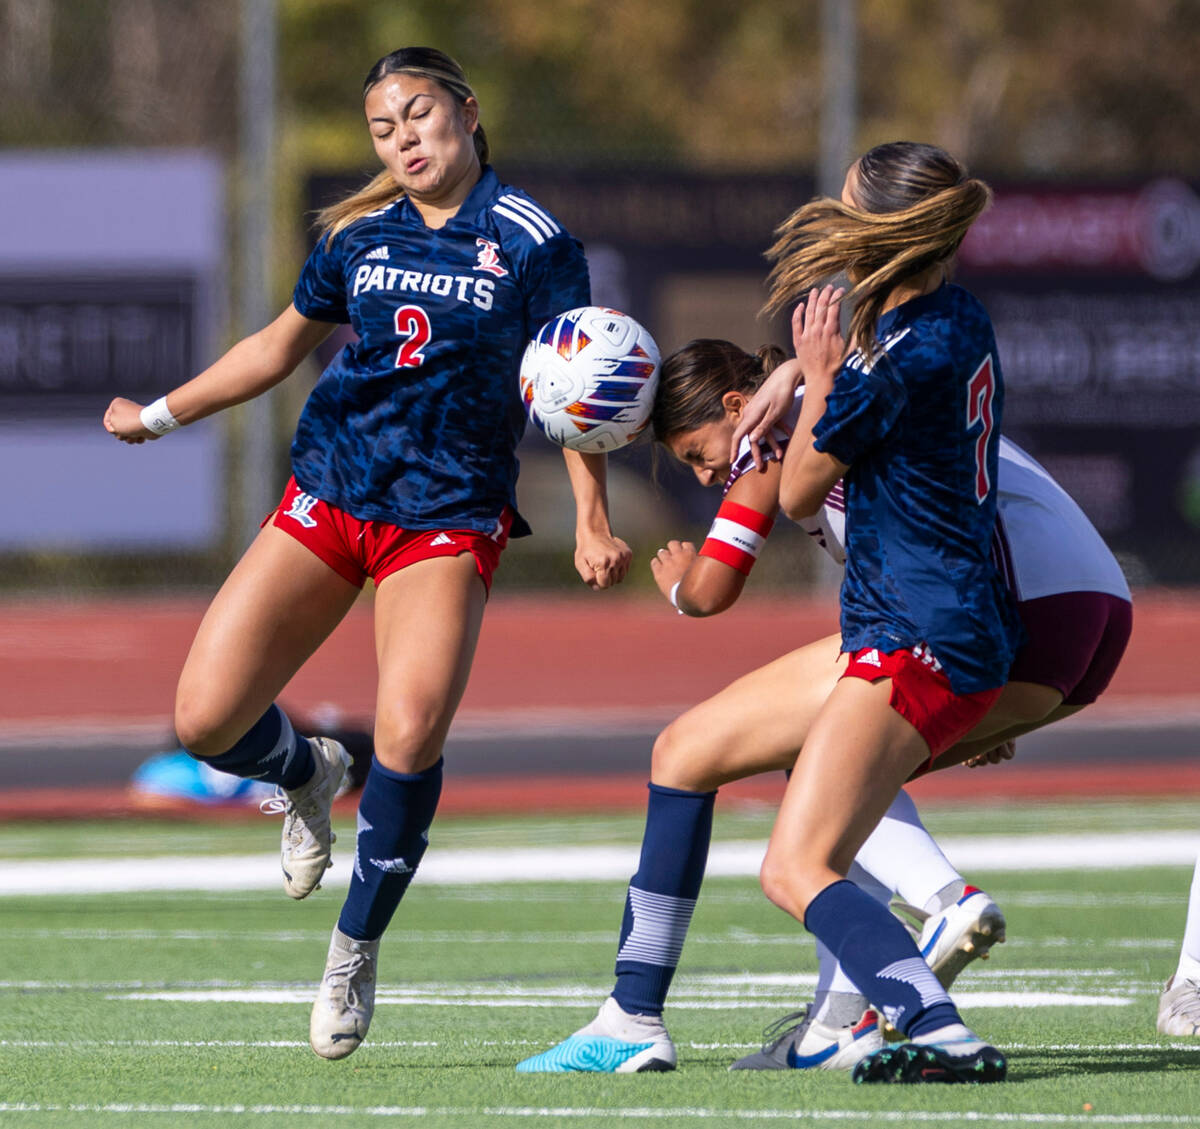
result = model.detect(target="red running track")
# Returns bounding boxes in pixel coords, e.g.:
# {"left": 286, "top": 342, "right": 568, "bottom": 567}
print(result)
{"left": 1, "top": 589, "right": 1198, "bottom": 816}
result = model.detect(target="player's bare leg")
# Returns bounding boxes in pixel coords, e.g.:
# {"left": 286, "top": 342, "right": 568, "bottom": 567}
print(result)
{"left": 174, "top": 524, "right": 360, "bottom": 757}
{"left": 311, "top": 553, "right": 486, "bottom": 1059}
{"left": 174, "top": 525, "right": 360, "bottom": 897}
{"left": 650, "top": 633, "right": 845, "bottom": 791}
{"left": 760, "top": 677, "right": 1006, "bottom": 1083}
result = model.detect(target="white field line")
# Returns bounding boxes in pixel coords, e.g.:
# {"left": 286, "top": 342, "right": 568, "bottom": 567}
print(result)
{"left": 0, "top": 926, "right": 1183, "bottom": 951}
{"left": 3, "top": 1038, "right": 1199, "bottom": 1054}
{"left": 2, "top": 1103, "right": 1200, "bottom": 1124}
{"left": 2, "top": 831, "right": 1198, "bottom": 896}
{"left": 108, "top": 988, "right": 1136, "bottom": 1009}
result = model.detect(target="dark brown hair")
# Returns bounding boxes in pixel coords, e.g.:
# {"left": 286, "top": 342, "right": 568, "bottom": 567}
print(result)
{"left": 651, "top": 339, "right": 786, "bottom": 443}
{"left": 763, "top": 141, "right": 992, "bottom": 356}
{"left": 316, "top": 48, "right": 488, "bottom": 239}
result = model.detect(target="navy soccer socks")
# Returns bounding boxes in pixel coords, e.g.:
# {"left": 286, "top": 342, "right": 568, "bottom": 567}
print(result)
{"left": 805, "top": 878, "right": 961, "bottom": 1039}
{"left": 612, "top": 783, "right": 716, "bottom": 1016}
{"left": 337, "top": 756, "right": 443, "bottom": 942}
{"left": 198, "top": 704, "right": 315, "bottom": 791}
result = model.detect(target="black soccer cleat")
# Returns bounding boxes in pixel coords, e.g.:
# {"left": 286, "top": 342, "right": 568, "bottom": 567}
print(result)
{"left": 851, "top": 1040, "right": 1007, "bottom": 1084}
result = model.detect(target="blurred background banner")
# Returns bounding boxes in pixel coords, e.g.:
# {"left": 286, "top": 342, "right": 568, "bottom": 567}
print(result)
{"left": 2, "top": 0, "right": 1198, "bottom": 587}
{"left": 0, "top": 151, "right": 225, "bottom": 549}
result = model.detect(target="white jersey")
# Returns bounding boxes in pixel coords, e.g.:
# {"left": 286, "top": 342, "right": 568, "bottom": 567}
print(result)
{"left": 725, "top": 390, "right": 1130, "bottom": 604}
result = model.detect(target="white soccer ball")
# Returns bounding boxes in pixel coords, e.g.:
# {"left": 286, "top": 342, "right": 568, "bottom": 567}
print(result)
{"left": 519, "top": 306, "right": 661, "bottom": 453}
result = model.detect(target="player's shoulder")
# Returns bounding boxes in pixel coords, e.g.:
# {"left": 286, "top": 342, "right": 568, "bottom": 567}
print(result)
{"left": 312, "top": 198, "right": 402, "bottom": 258}
{"left": 481, "top": 175, "right": 574, "bottom": 252}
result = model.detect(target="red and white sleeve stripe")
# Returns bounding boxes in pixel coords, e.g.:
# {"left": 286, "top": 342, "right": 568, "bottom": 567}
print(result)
{"left": 698, "top": 500, "right": 775, "bottom": 576}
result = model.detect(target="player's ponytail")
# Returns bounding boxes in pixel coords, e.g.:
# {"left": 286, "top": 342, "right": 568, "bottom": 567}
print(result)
{"left": 763, "top": 142, "right": 991, "bottom": 358}
{"left": 315, "top": 47, "right": 488, "bottom": 241}
{"left": 652, "top": 339, "right": 781, "bottom": 443}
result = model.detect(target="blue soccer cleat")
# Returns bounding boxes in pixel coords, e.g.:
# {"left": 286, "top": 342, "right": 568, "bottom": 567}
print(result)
{"left": 516, "top": 997, "right": 676, "bottom": 1073}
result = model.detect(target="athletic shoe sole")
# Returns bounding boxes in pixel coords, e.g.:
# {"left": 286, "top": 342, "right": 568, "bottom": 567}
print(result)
{"left": 852, "top": 1042, "right": 1007, "bottom": 1084}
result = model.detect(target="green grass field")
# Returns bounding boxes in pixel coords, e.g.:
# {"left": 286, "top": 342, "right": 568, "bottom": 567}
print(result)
{"left": 2, "top": 798, "right": 1198, "bottom": 1126}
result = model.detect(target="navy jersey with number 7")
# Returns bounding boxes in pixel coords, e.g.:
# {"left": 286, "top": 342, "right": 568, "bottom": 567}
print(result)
{"left": 290, "top": 166, "right": 590, "bottom": 537}
{"left": 811, "top": 283, "right": 1022, "bottom": 694}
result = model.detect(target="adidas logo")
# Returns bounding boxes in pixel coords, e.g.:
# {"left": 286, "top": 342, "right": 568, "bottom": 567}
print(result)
{"left": 430, "top": 532, "right": 456, "bottom": 547}
{"left": 364, "top": 245, "right": 390, "bottom": 261}
{"left": 859, "top": 649, "right": 882, "bottom": 667}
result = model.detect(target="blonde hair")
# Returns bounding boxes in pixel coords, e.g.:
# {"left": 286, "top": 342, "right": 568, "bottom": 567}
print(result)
{"left": 763, "top": 142, "right": 992, "bottom": 357}
{"left": 315, "top": 47, "right": 489, "bottom": 241}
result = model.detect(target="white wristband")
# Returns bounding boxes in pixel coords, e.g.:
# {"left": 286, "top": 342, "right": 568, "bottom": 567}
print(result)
{"left": 140, "top": 396, "right": 180, "bottom": 436}
{"left": 668, "top": 580, "right": 684, "bottom": 615}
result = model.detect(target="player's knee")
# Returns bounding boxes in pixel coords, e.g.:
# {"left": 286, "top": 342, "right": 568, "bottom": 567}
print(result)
{"left": 173, "top": 699, "right": 237, "bottom": 760}
{"left": 650, "top": 722, "right": 688, "bottom": 782}
{"left": 374, "top": 704, "right": 444, "bottom": 773}
{"left": 650, "top": 719, "right": 720, "bottom": 791}
{"left": 759, "top": 852, "right": 804, "bottom": 919}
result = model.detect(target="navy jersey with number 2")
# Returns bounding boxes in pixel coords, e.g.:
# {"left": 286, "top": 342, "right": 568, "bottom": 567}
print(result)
{"left": 290, "top": 166, "right": 590, "bottom": 537}
{"left": 812, "top": 283, "right": 1021, "bottom": 694}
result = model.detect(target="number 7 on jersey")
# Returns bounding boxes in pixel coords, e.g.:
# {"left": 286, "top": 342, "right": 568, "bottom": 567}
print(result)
{"left": 966, "top": 354, "right": 996, "bottom": 505}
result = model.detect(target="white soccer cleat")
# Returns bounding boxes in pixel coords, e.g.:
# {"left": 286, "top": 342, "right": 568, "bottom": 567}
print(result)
{"left": 906, "top": 885, "right": 1007, "bottom": 989}
{"left": 1157, "top": 975, "right": 1200, "bottom": 1036}
{"left": 515, "top": 996, "right": 677, "bottom": 1073}
{"left": 729, "top": 1004, "right": 881, "bottom": 1071}
{"left": 262, "top": 737, "right": 351, "bottom": 900}
{"left": 310, "top": 925, "right": 379, "bottom": 1059}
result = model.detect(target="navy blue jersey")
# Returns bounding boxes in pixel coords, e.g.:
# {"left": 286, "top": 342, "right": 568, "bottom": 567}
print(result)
{"left": 812, "top": 283, "right": 1021, "bottom": 693}
{"left": 290, "top": 166, "right": 590, "bottom": 535}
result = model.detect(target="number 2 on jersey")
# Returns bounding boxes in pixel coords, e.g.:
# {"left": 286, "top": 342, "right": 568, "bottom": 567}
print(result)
{"left": 966, "top": 355, "right": 996, "bottom": 504}
{"left": 393, "top": 305, "right": 431, "bottom": 368}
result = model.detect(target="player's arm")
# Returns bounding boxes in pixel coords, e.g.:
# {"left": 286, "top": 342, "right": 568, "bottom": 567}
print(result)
{"left": 103, "top": 304, "right": 336, "bottom": 443}
{"left": 651, "top": 457, "right": 782, "bottom": 617}
{"left": 563, "top": 448, "right": 633, "bottom": 590}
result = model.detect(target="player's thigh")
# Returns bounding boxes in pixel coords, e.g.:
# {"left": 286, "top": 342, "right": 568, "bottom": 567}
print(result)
{"left": 176, "top": 524, "right": 361, "bottom": 751}
{"left": 651, "top": 633, "right": 846, "bottom": 791}
{"left": 373, "top": 552, "right": 487, "bottom": 772}
{"left": 762, "top": 676, "right": 929, "bottom": 917}
{"left": 961, "top": 679, "right": 1065, "bottom": 743}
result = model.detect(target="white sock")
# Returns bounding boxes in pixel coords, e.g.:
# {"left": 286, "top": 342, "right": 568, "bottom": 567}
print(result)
{"left": 853, "top": 788, "right": 963, "bottom": 908}
{"left": 812, "top": 862, "right": 889, "bottom": 1024}
{"left": 1176, "top": 852, "right": 1200, "bottom": 982}
{"left": 911, "top": 1022, "right": 986, "bottom": 1053}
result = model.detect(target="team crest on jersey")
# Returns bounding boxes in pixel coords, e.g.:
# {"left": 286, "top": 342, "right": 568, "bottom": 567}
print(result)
{"left": 284, "top": 491, "right": 320, "bottom": 529}
{"left": 473, "top": 238, "right": 508, "bottom": 278}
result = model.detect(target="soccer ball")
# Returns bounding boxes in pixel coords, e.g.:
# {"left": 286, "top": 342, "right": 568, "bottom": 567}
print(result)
{"left": 519, "top": 306, "right": 660, "bottom": 453}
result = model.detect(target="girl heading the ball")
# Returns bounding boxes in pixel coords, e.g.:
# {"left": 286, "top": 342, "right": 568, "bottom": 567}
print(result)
{"left": 103, "top": 46, "right": 631, "bottom": 1061}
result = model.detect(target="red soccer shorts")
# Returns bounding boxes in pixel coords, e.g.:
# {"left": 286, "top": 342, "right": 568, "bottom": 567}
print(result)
{"left": 841, "top": 645, "right": 1002, "bottom": 763}
{"left": 267, "top": 477, "right": 511, "bottom": 593}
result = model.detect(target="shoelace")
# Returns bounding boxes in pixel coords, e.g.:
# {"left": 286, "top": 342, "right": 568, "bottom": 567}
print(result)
{"left": 259, "top": 788, "right": 288, "bottom": 816}
{"left": 758, "top": 1006, "right": 812, "bottom": 1049}
{"left": 326, "top": 950, "right": 374, "bottom": 1008}
{"left": 1165, "top": 979, "right": 1200, "bottom": 1017}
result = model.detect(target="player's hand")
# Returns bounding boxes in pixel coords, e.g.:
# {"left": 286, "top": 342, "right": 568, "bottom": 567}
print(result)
{"left": 964, "top": 739, "right": 1017, "bottom": 768}
{"left": 650, "top": 540, "right": 697, "bottom": 604}
{"left": 729, "top": 358, "right": 804, "bottom": 470}
{"left": 103, "top": 398, "right": 156, "bottom": 444}
{"left": 575, "top": 529, "right": 632, "bottom": 590}
{"left": 792, "top": 285, "right": 846, "bottom": 394}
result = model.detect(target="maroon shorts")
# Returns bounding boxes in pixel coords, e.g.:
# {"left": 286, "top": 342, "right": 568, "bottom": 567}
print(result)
{"left": 1008, "top": 591, "right": 1132, "bottom": 706}
{"left": 267, "top": 477, "right": 512, "bottom": 593}
{"left": 841, "top": 645, "right": 1002, "bottom": 761}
